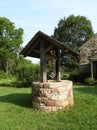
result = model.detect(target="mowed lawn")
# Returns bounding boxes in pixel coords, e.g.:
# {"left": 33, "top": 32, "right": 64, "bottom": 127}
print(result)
{"left": 0, "top": 85, "right": 97, "bottom": 130}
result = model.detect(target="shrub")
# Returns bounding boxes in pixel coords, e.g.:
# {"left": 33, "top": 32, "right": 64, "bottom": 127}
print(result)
{"left": 0, "top": 70, "right": 8, "bottom": 79}
{"left": 84, "top": 77, "right": 96, "bottom": 86}
{"left": 68, "top": 68, "right": 91, "bottom": 83}
{"left": 16, "top": 58, "right": 40, "bottom": 87}
{"left": 0, "top": 59, "right": 40, "bottom": 87}
{"left": 14, "top": 80, "right": 30, "bottom": 88}
{"left": 0, "top": 71, "right": 17, "bottom": 86}
{"left": 61, "top": 73, "right": 70, "bottom": 80}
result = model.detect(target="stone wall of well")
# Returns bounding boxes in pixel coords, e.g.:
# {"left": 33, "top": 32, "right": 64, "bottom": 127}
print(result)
{"left": 32, "top": 80, "right": 73, "bottom": 112}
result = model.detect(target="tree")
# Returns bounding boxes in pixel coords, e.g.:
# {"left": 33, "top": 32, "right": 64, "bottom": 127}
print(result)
{"left": 53, "top": 15, "right": 94, "bottom": 50}
{"left": 53, "top": 15, "right": 94, "bottom": 71}
{"left": 16, "top": 57, "right": 40, "bottom": 87}
{"left": 0, "top": 17, "right": 24, "bottom": 74}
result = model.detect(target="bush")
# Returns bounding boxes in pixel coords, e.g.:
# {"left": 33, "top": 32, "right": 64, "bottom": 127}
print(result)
{"left": 61, "top": 73, "right": 70, "bottom": 80}
{"left": 16, "top": 58, "right": 40, "bottom": 87}
{"left": 0, "top": 71, "right": 17, "bottom": 86}
{"left": 14, "top": 80, "right": 30, "bottom": 88}
{"left": 0, "top": 59, "right": 40, "bottom": 88}
{"left": 0, "top": 70, "right": 8, "bottom": 79}
{"left": 84, "top": 77, "right": 96, "bottom": 86}
{"left": 68, "top": 68, "right": 91, "bottom": 83}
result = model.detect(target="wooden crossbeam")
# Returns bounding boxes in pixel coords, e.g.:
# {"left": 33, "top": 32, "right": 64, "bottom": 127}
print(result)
{"left": 45, "top": 45, "right": 54, "bottom": 54}
{"left": 24, "top": 39, "right": 40, "bottom": 56}
{"left": 46, "top": 54, "right": 59, "bottom": 60}
{"left": 33, "top": 49, "right": 40, "bottom": 54}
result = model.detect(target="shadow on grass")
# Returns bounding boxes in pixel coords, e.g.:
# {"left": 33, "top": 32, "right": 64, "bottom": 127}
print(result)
{"left": 74, "top": 85, "right": 97, "bottom": 95}
{"left": 0, "top": 93, "right": 32, "bottom": 108}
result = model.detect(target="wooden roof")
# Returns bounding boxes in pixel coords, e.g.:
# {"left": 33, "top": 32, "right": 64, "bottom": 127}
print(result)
{"left": 78, "top": 33, "right": 97, "bottom": 50}
{"left": 88, "top": 53, "right": 97, "bottom": 61}
{"left": 20, "top": 31, "right": 79, "bottom": 58}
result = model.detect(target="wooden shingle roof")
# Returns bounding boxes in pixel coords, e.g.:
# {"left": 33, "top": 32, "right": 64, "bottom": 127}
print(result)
{"left": 79, "top": 33, "right": 97, "bottom": 50}
{"left": 88, "top": 53, "right": 97, "bottom": 61}
{"left": 20, "top": 31, "right": 79, "bottom": 58}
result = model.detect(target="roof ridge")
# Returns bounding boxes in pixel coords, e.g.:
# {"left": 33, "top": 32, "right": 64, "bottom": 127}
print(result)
{"left": 78, "top": 33, "right": 97, "bottom": 50}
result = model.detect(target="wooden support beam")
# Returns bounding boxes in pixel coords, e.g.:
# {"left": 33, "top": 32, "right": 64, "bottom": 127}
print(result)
{"left": 56, "top": 50, "right": 61, "bottom": 81}
{"left": 33, "top": 49, "right": 40, "bottom": 54}
{"left": 25, "top": 39, "right": 40, "bottom": 56}
{"left": 45, "top": 45, "right": 54, "bottom": 53}
{"left": 40, "top": 39, "right": 47, "bottom": 82}
{"left": 91, "top": 60, "right": 93, "bottom": 78}
{"left": 46, "top": 54, "right": 59, "bottom": 60}
{"left": 56, "top": 58, "right": 61, "bottom": 81}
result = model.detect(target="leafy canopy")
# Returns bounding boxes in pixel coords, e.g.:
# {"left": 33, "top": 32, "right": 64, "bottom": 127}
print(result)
{"left": 53, "top": 15, "right": 94, "bottom": 71}
{"left": 0, "top": 17, "right": 24, "bottom": 73}
{"left": 0, "top": 17, "right": 23, "bottom": 55}
{"left": 53, "top": 15, "right": 94, "bottom": 49}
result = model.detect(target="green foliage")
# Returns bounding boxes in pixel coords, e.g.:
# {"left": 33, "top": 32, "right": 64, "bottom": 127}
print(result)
{"left": 61, "top": 73, "right": 70, "bottom": 80}
{"left": 16, "top": 57, "right": 40, "bottom": 87}
{"left": 61, "top": 53, "right": 79, "bottom": 72}
{"left": 0, "top": 17, "right": 40, "bottom": 87}
{"left": 0, "top": 70, "right": 17, "bottom": 86}
{"left": 84, "top": 77, "right": 96, "bottom": 86}
{"left": 0, "top": 70, "right": 8, "bottom": 79}
{"left": 0, "top": 85, "right": 97, "bottom": 129}
{"left": 0, "top": 58, "right": 40, "bottom": 87}
{"left": 69, "top": 68, "right": 91, "bottom": 83}
{"left": 0, "top": 17, "right": 23, "bottom": 52}
{"left": 0, "top": 17, "right": 24, "bottom": 74}
{"left": 53, "top": 15, "right": 94, "bottom": 71}
{"left": 53, "top": 15, "right": 94, "bottom": 49}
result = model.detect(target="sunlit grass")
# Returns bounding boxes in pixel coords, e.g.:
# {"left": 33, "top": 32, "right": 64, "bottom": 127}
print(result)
{"left": 0, "top": 85, "right": 97, "bottom": 130}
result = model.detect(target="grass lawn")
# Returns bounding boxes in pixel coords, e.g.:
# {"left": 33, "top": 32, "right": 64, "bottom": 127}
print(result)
{"left": 0, "top": 85, "right": 97, "bottom": 130}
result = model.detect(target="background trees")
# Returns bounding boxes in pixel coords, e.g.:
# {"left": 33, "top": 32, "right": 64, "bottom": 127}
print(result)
{"left": 0, "top": 17, "right": 40, "bottom": 87}
{"left": 53, "top": 15, "right": 94, "bottom": 71}
{"left": 53, "top": 15, "right": 94, "bottom": 49}
{"left": 16, "top": 57, "right": 40, "bottom": 87}
{"left": 0, "top": 15, "right": 95, "bottom": 86}
{"left": 0, "top": 17, "right": 23, "bottom": 74}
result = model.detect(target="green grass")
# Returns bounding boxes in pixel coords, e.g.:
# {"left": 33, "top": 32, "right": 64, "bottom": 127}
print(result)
{"left": 0, "top": 85, "right": 97, "bottom": 130}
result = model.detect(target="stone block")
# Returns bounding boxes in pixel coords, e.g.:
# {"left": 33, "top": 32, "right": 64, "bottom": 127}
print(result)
{"left": 51, "top": 107, "right": 57, "bottom": 112}
{"left": 38, "top": 83, "right": 44, "bottom": 88}
{"left": 57, "top": 95, "right": 67, "bottom": 100}
{"left": 51, "top": 87, "right": 58, "bottom": 92}
{"left": 34, "top": 97, "right": 41, "bottom": 103}
{"left": 48, "top": 94, "right": 58, "bottom": 100}
{"left": 46, "top": 99, "right": 55, "bottom": 106}
{"left": 43, "top": 83, "right": 49, "bottom": 88}
{"left": 62, "top": 100, "right": 69, "bottom": 107}
{"left": 55, "top": 101, "right": 63, "bottom": 106}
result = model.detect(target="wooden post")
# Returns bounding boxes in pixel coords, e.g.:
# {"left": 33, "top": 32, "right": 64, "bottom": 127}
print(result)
{"left": 40, "top": 39, "right": 47, "bottom": 82}
{"left": 56, "top": 50, "right": 61, "bottom": 81}
{"left": 91, "top": 60, "right": 93, "bottom": 78}
{"left": 56, "top": 58, "right": 61, "bottom": 81}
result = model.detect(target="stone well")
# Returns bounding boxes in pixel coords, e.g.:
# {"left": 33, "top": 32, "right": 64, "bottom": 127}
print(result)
{"left": 32, "top": 80, "right": 73, "bottom": 112}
